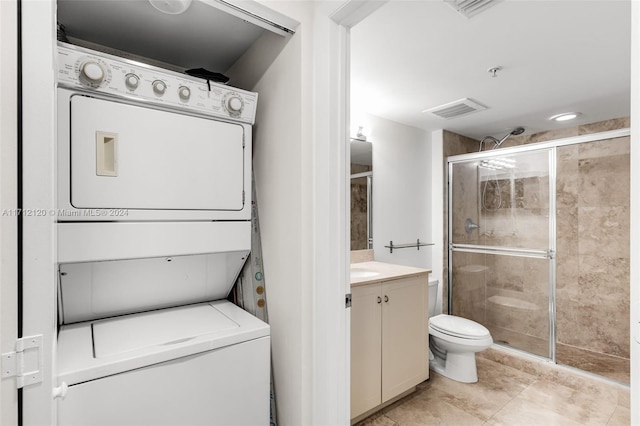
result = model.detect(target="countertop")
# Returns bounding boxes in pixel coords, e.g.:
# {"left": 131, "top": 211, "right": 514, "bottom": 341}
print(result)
{"left": 350, "top": 261, "right": 431, "bottom": 287}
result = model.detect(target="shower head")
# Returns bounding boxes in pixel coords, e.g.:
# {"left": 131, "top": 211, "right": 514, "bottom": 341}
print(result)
{"left": 495, "top": 126, "right": 525, "bottom": 148}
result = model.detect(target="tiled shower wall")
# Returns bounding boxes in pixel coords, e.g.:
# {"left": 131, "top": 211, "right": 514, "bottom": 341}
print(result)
{"left": 555, "top": 134, "right": 630, "bottom": 379}
{"left": 443, "top": 118, "right": 630, "bottom": 382}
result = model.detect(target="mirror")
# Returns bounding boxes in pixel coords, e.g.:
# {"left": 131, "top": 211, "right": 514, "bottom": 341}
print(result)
{"left": 350, "top": 139, "right": 373, "bottom": 250}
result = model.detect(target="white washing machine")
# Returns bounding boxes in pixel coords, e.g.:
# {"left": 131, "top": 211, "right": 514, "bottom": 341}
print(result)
{"left": 56, "top": 260, "right": 270, "bottom": 426}
{"left": 54, "top": 43, "right": 269, "bottom": 425}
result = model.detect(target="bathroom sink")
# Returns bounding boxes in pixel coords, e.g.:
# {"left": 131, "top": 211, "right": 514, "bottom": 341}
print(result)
{"left": 350, "top": 269, "right": 380, "bottom": 279}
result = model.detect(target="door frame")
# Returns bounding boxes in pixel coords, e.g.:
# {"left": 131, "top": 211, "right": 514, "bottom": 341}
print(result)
{"left": 0, "top": 0, "right": 19, "bottom": 424}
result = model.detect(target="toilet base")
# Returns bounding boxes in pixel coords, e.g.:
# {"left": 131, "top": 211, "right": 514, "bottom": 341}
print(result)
{"left": 429, "top": 350, "right": 478, "bottom": 383}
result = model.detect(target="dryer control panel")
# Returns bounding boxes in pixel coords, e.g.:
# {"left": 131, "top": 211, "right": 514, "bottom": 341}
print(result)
{"left": 56, "top": 43, "right": 257, "bottom": 124}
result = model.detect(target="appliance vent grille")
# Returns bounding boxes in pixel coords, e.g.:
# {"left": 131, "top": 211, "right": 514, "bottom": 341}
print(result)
{"left": 444, "top": 0, "right": 502, "bottom": 19}
{"left": 423, "top": 98, "right": 488, "bottom": 119}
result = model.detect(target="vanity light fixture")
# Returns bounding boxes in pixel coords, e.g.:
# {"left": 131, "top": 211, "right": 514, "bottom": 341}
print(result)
{"left": 354, "top": 126, "right": 367, "bottom": 141}
{"left": 549, "top": 112, "right": 581, "bottom": 122}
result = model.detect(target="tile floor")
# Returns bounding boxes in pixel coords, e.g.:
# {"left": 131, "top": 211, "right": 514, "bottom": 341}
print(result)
{"left": 356, "top": 352, "right": 630, "bottom": 426}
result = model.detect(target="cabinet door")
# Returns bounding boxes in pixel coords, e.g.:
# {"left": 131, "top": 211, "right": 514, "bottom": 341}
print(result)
{"left": 381, "top": 275, "right": 428, "bottom": 402}
{"left": 350, "top": 284, "right": 382, "bottom": 419}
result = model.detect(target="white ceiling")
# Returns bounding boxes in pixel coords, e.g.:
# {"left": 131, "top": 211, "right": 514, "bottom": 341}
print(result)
{"left": 350, "top": 0, "right": 631, "bottom": 141}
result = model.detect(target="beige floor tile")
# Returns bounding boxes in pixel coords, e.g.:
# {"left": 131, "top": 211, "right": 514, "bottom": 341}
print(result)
{"left": 617, "top": 388, "right": 630, "bottom": 409}
{"left": 356, "top": 413, "right": 399, "bottom": 426}
{"left": 607, "top": 406, "right": 631, "bottom": 426}
{"left": 486, "top": 396, "right": 585, "bottom": 426}
{"left": 355, "top": 351, "right": 629, "bottom": 426}
{"left": 384, "top": 387, "right": 485, "bottom": 426}
{"left": 422, "top": 360, "right": 535, "bottom": 421}
{"left": 513, "top": 379, "right": 617, "bottom": 425}
{"left": 475, "top": 357, "right": 538, "bottom": 396}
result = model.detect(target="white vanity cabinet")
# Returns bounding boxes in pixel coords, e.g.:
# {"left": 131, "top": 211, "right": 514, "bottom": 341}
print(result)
{"left": 350, "top": 272, "right": 429, "bottom": 420}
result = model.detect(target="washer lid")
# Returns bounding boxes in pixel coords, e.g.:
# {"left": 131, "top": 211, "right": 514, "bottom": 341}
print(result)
{"left": 92, "top": 304, "right": 238, "bottom": 358}
{"left": 430, "top": 314, "right": 490, "bottom": 339}
{"left": 57, "top": 300, "right": 270, "bottom": 386}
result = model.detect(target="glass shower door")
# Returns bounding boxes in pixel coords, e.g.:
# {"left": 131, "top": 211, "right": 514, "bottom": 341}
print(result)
{"left": 448, "top": 148, "right": 555, "bottom": 359}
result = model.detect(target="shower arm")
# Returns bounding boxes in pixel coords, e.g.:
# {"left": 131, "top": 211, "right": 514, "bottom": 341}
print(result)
{"left": 479, "top": 134, "right": 508, "bottom": 151}
{"left": 479, "top": 127, "right": 525, "bottom": 151}
{"left": 478, "top": 136, "right": 499, "bottom": 152}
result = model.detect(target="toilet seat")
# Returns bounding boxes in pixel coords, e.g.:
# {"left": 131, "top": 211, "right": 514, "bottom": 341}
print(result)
{"left": 429, "top": 314, "right": 490, "bottom": 340}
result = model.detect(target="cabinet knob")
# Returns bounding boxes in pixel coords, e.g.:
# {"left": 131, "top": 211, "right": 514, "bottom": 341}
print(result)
{"left": 377, "top": 296, "right": 382, "bottom": 304}
{"left": 384, "top": 295, "right": 389, "bottom": 303}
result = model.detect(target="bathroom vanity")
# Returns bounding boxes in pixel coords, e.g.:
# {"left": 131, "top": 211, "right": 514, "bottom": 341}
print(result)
{"left": 350, "top": 261, "right": 430, "bottom": 422}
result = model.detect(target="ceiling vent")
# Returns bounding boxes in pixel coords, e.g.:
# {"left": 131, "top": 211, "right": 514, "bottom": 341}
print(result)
{"left": 423, "top": 98, "right": 488, "bottom": 119}
{"left": 443, "top": 0, "right": 502, "bottom": 19}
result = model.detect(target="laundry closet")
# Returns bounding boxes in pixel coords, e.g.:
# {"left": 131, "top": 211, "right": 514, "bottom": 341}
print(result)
{"left": 14, "top": 1, "right": 298, "bottom": 424}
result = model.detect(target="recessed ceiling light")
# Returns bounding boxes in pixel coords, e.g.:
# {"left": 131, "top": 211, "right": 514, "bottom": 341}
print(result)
{"left": 149, "top": 0, "right": 192, "bottom": 15}
{"left": 549, "top": 112, "right": 581, "bottom": 122}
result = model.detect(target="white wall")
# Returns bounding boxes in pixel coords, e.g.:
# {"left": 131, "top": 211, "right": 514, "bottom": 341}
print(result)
{"left": 361, "top": 113, "right": 432, "bottom": 269}
{"left": 430, "top": 129, "right": 444, "bottom": 314}
{"left": 227, "top": 8, "right": 312, "bottom": 424}
{"left": 0, "top": 1, "right": 18, "bottom": 424}
{"left": 227, "top": 1, "right": 347, "bottom": 424}
{"left": 227, "top": 2, "right": 353, "bottom": 423}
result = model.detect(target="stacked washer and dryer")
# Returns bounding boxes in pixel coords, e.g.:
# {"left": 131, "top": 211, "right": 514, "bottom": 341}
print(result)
{"left": 54, "top": 43, "right": 269, "bottom": 425}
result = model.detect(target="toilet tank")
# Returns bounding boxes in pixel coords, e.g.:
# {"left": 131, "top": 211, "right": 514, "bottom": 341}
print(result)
{"left": 428, "top": 280, "right": 439, "bottom": 317}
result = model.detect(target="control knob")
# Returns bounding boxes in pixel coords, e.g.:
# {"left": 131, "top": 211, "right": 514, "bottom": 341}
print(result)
{"left": 79, "top": 61, "right": 106, "bottom": 86}
{"left": 178, "top": 86, "right": 191, "bottom": 101}
{"left": 152, "top": 80, "right": 167, "bottom": 96}
{"left": 225, "top": 95, "right": 244, "bottom": 115}
{"left": 125, "top": 73, "right": 140, "bottom": 90}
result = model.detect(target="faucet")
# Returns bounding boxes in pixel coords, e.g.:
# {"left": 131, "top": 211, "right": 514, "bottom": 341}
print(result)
{"left": 465, "top": 218, "right": 480, "bottom": 234}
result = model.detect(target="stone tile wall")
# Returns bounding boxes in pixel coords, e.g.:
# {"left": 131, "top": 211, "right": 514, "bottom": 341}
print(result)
{"left": 556, "top": 136, "right": 630, "bottom": 360}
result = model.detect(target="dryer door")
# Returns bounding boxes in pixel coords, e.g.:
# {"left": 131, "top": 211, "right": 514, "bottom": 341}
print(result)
{"left": 69, "top": 95, "right": 246, "bottom": 211}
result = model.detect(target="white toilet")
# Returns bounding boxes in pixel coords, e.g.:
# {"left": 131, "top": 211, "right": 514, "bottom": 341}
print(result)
{"left": 428, "top": 280, "right": 493, "bottom": 383}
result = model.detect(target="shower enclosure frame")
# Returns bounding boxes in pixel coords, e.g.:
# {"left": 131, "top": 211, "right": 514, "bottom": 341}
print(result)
{"left": 446, "top": 128, "right": 630, "bottom": 364}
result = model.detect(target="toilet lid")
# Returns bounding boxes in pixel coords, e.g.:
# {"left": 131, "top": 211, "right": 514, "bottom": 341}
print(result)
{"left": 430, "top": 314, "right": 490, "bottom": 340}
